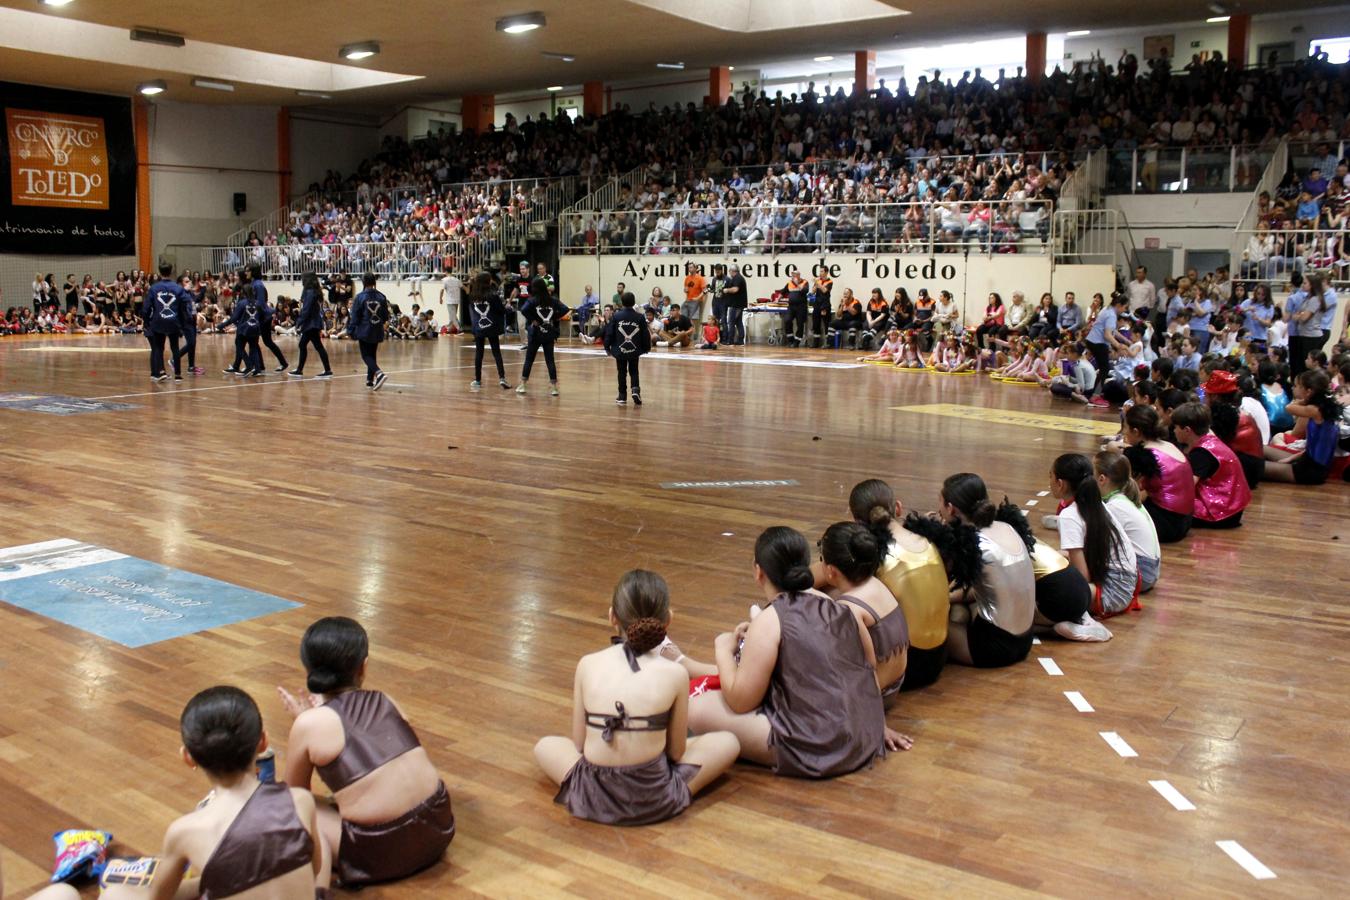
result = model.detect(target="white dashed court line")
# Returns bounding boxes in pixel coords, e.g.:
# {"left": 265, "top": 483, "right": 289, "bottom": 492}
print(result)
{"left": 1149, "top": 780, "right": 1196, "bottom": 811}
{"left": 1064, "top": 691, "right": 1094, "bottom": 712}
{"left": 1038, "top": 657, "right": 1063, "bottom": 676}
{"left": 1031, "top": 636, "right": 1041, "bottom": 645}
{"left": 1099, "top": 731, "right": 1137, "bottom": 757}
{"left": 1024, "top": 499, "right": 1039, "bottom": 507}
{"left": 1216, "top": 841, "right": 1276, "bottom": 880}
{"left": 1037, "top": 490, "right": 1050, "bottom": 496}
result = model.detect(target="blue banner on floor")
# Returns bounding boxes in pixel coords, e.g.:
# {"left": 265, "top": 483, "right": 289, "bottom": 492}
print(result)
{"left": 0, "top": 392, "right": 137, "bottom": 415}
{"left": 0, "top": 539, "right": 299, "bottom": 647}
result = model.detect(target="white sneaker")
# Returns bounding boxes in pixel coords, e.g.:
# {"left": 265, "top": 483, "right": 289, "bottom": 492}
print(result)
{"left": 550, "top": 384, "right": 559, "bottom": 396}
{"left": 516, "top": 382, "right": 527, "bottom": 394}
{"left": 1054, "top": 613, "right": 1113, "bottom": 642}
{"left": 1041, "top": 514, "right": 1060, "bottom": 530}
{"left": 470, "top": 380, "right": 481, "bottom": 391}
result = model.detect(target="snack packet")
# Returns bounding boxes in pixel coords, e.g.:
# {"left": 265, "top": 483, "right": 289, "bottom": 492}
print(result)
{"left": 50, "top": 829, "right": 112, "bottom": 882}
{"left": 101, "top": 857, "right": 160, "bottom": 888}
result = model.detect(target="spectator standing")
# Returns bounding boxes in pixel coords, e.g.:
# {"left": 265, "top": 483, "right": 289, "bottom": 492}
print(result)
{"left": 1125, "top": 266, "right": 1156, "bottom": 316}
{"left": 439, "top": 271, "right": 463, "bottom": 333}
{"left": 722, "top": 264, "right": 748, "bottom": 345}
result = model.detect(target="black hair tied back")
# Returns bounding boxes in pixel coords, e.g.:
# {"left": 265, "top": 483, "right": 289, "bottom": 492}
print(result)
{"left": 300, "top": 616, "right": 369, "bottom": 695}
{"left": 755, "top": 526, "right": 814, "bottom": 593}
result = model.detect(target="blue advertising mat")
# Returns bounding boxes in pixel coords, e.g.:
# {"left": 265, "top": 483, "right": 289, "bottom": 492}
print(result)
{"left": 0, "top": 392, "right": 137, "bottom": 415}
{"left": 0, "top": 539, "right": 299, "bottom": 647}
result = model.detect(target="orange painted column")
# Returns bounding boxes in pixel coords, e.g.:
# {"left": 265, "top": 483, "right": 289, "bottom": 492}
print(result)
{"left": 133, "top": 98, "right": 152, "bottom": 272}
{"left": 583, "top": 81, "right": 605, "bottom": 117}
{"left": 1227, "top": 14, "right": 1250, "bottom": 68}
{"left": 277, "top": 107, "right": 291, "bottom": 206}
{"left": 461, "top": 94, "right": 495, "bottom": 133}
{"left": 707, "top": 66, "right": 730, "bottom": 107}
{"left": 854, "top": 50, "right": 875, "bottom": 95}
{"left": 1026, "top": 32, "right": 1047, "bottom": 84}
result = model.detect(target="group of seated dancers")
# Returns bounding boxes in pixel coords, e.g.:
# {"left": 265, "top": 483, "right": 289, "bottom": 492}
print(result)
{"left": 31, "top": 422, "right": 1338, "bottom": 897}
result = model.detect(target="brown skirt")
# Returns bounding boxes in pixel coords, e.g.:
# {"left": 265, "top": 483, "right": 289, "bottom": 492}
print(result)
{"left": 337, "top": 780, "right": 455, "bottom": 886}
{"left": 555, "top": 754, "right": 699, "bottom": 827}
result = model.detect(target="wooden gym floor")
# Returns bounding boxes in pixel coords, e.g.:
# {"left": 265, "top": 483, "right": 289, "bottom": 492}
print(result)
{"left": 0, "top": 332, "right": 1346, "bottom": 898}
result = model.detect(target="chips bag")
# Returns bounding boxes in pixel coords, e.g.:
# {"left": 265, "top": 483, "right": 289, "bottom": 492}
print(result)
{"left": 50, "top": 828, "right": 112, "bottom": 882}
{"left": 101, "top": 857, "right": 160, "bottom": 888}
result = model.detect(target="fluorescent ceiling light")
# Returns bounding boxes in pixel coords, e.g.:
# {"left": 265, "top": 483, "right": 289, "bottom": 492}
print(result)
{"left": 1066, "top": 30, "right": 1091, "bottom": 37}
{"left": 297, "top": 90, "right": 333, "bottom": 99}
{"left": 191, "top": 77, "right": 234, "bottom": 92}
{"left": 814, "top": 55, "right": 835, "bottom": 62}
{"left": 655, "top": 61, "right": 685, "bottom": 69}
{"left": 541, "top": 51, "right": 575, "bottom": 61}
{"left": 43, "top": 0, "right": 76, "bottom": 6}
{"left": 1207, "top": 16, "right": 1230, "bottom": 22}
{"left": 130, "top": 27, "right": 185, "bottom": 47}
{"left": 340, "top": 41, "right": 379, "bottom": 60}
{"left": 546, "top": 85, "right": 563, "bottom": 91}
{"left": 728, "top": 66, "right": 735, "bottom": 71}
{"left": 137, "top": 80, "right": 167, "bottom": 95}
{"left": 497, "top": 12, "right": 546, "bottom": 34}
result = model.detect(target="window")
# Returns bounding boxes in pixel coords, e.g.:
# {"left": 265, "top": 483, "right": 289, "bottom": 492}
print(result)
{"left": 1309, "top": 36, "right": 1350, "bottom": 63}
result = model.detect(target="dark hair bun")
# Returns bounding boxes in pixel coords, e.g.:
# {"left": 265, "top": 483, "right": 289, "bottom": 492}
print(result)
{"left": 782, "top": 564, "right": 814, "bottom": 592}
{"left": 867, "top": 504, "right": 892, "bottom": 526}
{"left": 624, "top": 617, "right": 668, "bottom": 655}
{"left": 306, "top": 668, "right": 345, "bottom": 695}
{"left": 971, "top": 498, "right": 997, "bottom": 527}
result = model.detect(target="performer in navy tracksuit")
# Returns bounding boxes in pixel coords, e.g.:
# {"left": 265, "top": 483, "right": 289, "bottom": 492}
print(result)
{"left": 468, "top": 272, "right": 510, "bottom": 391}
{"left": 142, "top": 263, "right": 190, "bottom": 381}
{"left": 249, "top": 264, "right": 288, "bottom": 372}
{"left": 290, "top": 272, "right": 332, "bottom": 377}
{"left": 172, "top": 274, "right": 201, "bottom": 375}
{"left": 347, "top": 273, "right": 390, "bottom": 391}
{"left": 516, "top": 279, "right": 569, "bottom": 396}
{"left": 603, "top": 291, "right": 650, "bottom": 406}
{"left": 233, "top": 285, "right": 266, "bottom": 376}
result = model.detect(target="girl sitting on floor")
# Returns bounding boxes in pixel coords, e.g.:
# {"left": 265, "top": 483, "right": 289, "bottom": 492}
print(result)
{"left": 1122, "top": 404, "right": 1195, "bottom": 543}
{"left": 895, "top": 330, "right": 925, "bottom": 368}
{"left": 1049, "top": 453, "right": 1138, "bottom": 627}
{"left": 279, "top": 617, "right": 455, "bottom": 887}
{"left": 929, "top": 333, "right": 966, "bottom": 372}
{"left": 1171, "top": 402, "right": 1252, "bottom": 528}
{"left": 699, "top": 316, "right": 720, "bottom": 350}
{"left": 814, "top": 521, "right": 909, "bottom": 703}
{"left": 1094, "top": 450, "right": 1162, "bottom": 592}
{"left": 141, "top": 686, "right": 326, "bottom": 900}
{"left": 845, "top": 479, "right": 951, "bottom": 690}
{"left": 1263, "top": 368, "right": 1344, "bottom": 485}
{"left": 674, "top": 526, "right": 907, "bottom": 777}
{"left": 535, "top": 570, "right": 738, "bottom": 826}
{"left": 938, "top": 473, "right": 1037, "bottom": 668}
{"left": 859, "top": 327, "right": 903, "bottom": 362}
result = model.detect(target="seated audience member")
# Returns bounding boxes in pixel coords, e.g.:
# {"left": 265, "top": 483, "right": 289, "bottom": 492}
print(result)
{"left": 1049, "top": 454, "right": 1141, "bottom": 624}
{"left": 1094, "top": 450, "right": 1162, "bottom": 592}
{"left": 827, "top": 288, "right": 864, "bottom": 349}
{"left": 1204, "top": 369, "right": 1266, "bottom": 488}
{"left": 675, "top": 526, "right": 904, "bottom": 776}
{"left": 1263, "top": 368, "right": 1344, "bottom": 485}
{"left": 1171, "top": 402, "right": 1252, "bottom": 528}
{"left": 1027, "top": 292, "right": 1059, "bottom": 339}
{"left": 658, "top": 303, "right": 694, "bottom": 348}
{"left": 1047, "top": 342, "right": 1096, "bottom": 404}
{"left": 280, "top": 617, "right": 455, "bottom": 887}
{"left": 1026, "top": 530, "right": 1095, "bottom": 642}
{"left": 938, "top": 473, "right": 1036, "bottom": 668}
{"left": 534, "top": 570, "right": 738, "bottom": 826}
{"left": 895, "top": 330, "right": 926, "bottom": 368}
{"left": 814, "top": 521, "right": 909, "bottom": 703}
{"left": 859, "top": 327, "right": 903, "bottom": 362}
{"left": 845, "top": 479, "right": 950, "bottom": 690}
{"left": 1122, "top": 404, "right": 1195, "bottom": 542}
{"left": 699, "top": 315, "right": 720, "bottom": 349}
{"left": 114, "top": 686, "right": 326, "bottom": 900}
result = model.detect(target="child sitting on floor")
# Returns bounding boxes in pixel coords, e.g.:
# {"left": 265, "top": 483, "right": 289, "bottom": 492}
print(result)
{"left": 895, "top": 330, "right": 925, "bottom": 368}
{"left": 860, "top": 327, "right": 903, "bottom": 362}
{"left": 699, "top": 316, "right": 720, "bottom": 350}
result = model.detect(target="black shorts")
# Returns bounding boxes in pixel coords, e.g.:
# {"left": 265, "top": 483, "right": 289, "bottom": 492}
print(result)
{"left": 899, "top": 644, "right": 947, "bottom": 692}
{"left": 967, "top": 615, "right": 1033, "bottom": 669}
{"left": 1144, "top": 500, "right": 1192, "bottom": 543}
{"left": 1035, "top": 567, "right": 1092, "bottom": 624}
{"left": 1193, "top": 510, "right": 1243, "bottom": 529}
{"left": 1292, "top": 455, "right": 1330, "bottom": 485}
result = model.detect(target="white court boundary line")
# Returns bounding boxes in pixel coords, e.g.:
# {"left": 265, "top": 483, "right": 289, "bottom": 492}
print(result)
{"left": 85, "top": 356, "right": 610, "bottom": 401}
{"left": 1038, "top": 657, "right": 1064, "bottom": 676}
{"left": 1099, "top": 731, "right": 1138, "bottom": 758}
{"left": 1149, "top": 780, "right": 1196, "bottom": 811}
{"left": 1064, "top": 691, "right": 1094, "bottom": 712}
{"left": 1216, "top": 841, "right": 1276, "bottom": 879}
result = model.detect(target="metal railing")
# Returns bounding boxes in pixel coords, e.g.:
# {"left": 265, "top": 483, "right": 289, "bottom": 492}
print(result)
{"left": 1231, "top": 228, "right": 1349, "bottom": 286}
{"left": 560, "top": 200, "right": 1054, "bottom": 257}
{"left": 226, "top": 182, "right": 425, "bottom": 248}
{"left": 1105, "top": 143, "right": 1284, "bottom": 194}
{"left": 1052, "top": 208, "right": 1122, "bottom": 265}
{"left": 1058, "top": 149, "right": 1104, "bottom": 210}
{"left": 562, "top": 165, "right": 647, "bottom": 217}
{"left": 200, "top": 236, "right": 494, "bottom": 281}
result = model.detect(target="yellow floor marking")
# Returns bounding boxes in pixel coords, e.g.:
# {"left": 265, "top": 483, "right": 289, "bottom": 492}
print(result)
{"left": 892, "top": 403, "right": 1119, "bottom": 436}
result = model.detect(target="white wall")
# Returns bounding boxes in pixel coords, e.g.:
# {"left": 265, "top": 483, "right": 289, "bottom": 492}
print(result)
{"left": 558, "top": 252, "right": 1066, "bottom": 327}
{"left": 496, "top": 91, "right": 580, "bottom": 127}
{"left": 1063, "top": 6, "right": 1350, "bottom": 66}
{"left": 291, "top": 115, "right": 381, "bottom": 194}
{"left": 609, "top": 75, "right": 711, "bottom": 112}
{"left": 1107, "top": 193, "right": 1249, "bottom": 277}
{"left": 148, "top": 101, "right": 278, "bottom": 252}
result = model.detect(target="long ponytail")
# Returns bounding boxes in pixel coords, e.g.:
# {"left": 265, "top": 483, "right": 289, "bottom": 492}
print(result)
{"left": 1053, "top": 453, "right": 1125, "bottom": 584}
{"left": 1094, "top": 449, "right": 1142, "bottom": 505}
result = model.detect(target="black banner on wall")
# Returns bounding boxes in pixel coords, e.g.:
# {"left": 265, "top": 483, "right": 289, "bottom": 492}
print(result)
{"left": 0, "top": 81, "right": 135, "bottom": 254}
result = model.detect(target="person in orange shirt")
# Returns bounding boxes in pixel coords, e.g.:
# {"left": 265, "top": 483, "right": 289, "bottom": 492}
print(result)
{"left": 682, "top": 262, "right": 707, "bottom": 324}
{"left": 811, "top": 273, "right": 834, "bottom": 347}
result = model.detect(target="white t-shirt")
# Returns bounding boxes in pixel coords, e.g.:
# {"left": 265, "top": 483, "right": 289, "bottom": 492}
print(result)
{"left": 1268, "top": 319, "right": 1288, "bottom": 349}
{"left": 441, "top": 275, "right": 463, "bottom": 306}
{"left": 1105, "top": 494, "right": 1160, "bottom": 562}
{"left": 1240, "top": 396, "right": 1271, "bottom": 446}
{"left": 1058, "top": 501, "right": 1138, "bottom": 571}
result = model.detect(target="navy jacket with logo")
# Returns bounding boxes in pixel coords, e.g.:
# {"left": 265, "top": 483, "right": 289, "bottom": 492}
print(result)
{"left": 297, "top": 287, "right": 325, "bottom": 332}
{"left": 142, "top": 279, "right": 189, "bottom": 336}
{"left": 347, "top": 289, "right": 390, "bottom": 343}
{"left": 604, "top": 307, "right": 651, "bottom": 360}
{"left": 520, "top": 298, "right": 570, "bottom": 339}
{"left": 469, "top": 291, "right": 507, "bottom": 337}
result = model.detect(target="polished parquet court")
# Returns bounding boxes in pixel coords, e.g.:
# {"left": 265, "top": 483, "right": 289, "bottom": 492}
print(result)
{"left": 0, "top": 332, "right": 1346, "bottom": 898}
